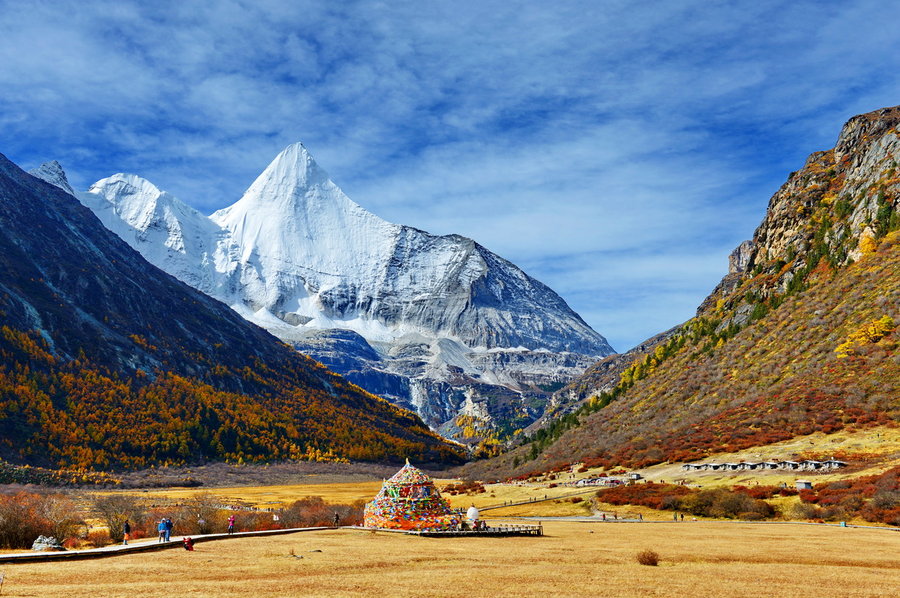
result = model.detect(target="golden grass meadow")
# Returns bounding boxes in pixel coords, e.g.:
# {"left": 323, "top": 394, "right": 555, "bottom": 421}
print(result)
{"left": 2, "top": 520, "right": 898, "bottom": 598}
{"left": 3, "top": 426, "right": 899, "bottom": 598}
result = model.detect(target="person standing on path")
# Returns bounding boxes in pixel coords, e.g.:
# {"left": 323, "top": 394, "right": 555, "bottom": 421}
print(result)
{"left": 333, "top": 512, "right": 339, "bottom": 527}
{"left": 227, "top": 514, "right": 235, "bottom": 534}
{"left": 164, "top": 518, "right": 173, "bottom": 542}
{"left": 158, "top": 519, "right": 166, "bottom": 542}
{"left": 123, "top": 520, "right": 131, "bottom": 545}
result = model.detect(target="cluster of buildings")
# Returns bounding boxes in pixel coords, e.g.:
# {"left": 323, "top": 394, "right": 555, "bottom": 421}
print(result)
{"left": 681, "top": 459, "right": 847, "bottom": 472}
{"left": 574, "top": 472, "right": 643, "bottom": 487}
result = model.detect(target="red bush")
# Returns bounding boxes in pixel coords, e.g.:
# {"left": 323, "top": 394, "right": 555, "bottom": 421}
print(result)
{"left": 597, "top": 482, "right": 691, "bottom": 510}
{"left": 732, "top": 485, "right": 779, "bottom": 500}
{"left": 798, "top": 466, "right": 899, "bottom": 526}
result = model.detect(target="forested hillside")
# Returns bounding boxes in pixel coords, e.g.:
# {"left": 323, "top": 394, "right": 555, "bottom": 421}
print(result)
{"left": 0, "top": 153, "right": 462, "bottom": 470}
{"left": 464, "top": 105, "right": 900, "bottom": 478}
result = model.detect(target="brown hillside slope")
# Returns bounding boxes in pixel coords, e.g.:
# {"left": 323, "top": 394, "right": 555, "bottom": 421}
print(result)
{"left": 462, "top": 106, "right": 900, "bottom": 478}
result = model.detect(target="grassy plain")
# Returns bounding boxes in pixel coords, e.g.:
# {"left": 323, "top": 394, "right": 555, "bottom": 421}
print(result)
{"left": 3, "top": 521, "right": 898, "bottom": 597}
{"left": 122, "top": 481, "right": 386, "bottom": 509}
{"left": 100, "top": 425, "right": 898, "bottom": 521}
{"left": 113, "top": 477, "right": 598, "bottom": 517}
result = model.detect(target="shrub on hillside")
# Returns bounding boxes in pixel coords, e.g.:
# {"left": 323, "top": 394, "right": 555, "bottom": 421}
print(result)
{"left": 597, "top": 483, "right": 775, "bottom": 520}
{"left": 797, "top": 466, "right": 900, "bottom": 526}
{"left": 678, "top": 488, "right": 774, "bottom": 519}
{"left": 732, "top": 485, "right": 780, "bottom": 500}
{"left": 442, "top": 481, "right": 486, "bottom": 495}
{"left": 788, "top": 502, "right": 820, "bottom": 520}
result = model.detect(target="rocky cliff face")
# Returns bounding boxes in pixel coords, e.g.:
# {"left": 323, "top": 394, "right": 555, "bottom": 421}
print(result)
{"left": 33, "top": 143, "right": 614, "bottom": 442}
{"left": 704, "top": 105, "right": 900, "bottom": 320}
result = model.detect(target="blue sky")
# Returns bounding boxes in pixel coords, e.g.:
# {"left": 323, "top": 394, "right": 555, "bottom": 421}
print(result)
{"left": 2, "top": 0, "right": 900, "bottom": 351}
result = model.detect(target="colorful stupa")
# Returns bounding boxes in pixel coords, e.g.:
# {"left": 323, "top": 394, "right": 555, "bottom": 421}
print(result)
{"left": 363, "top": 460, "right": 460, "bottom": 530}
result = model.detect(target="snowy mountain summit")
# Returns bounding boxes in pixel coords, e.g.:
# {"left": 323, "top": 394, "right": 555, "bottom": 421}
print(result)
{"left": 32, "top": 144, "right": 614, "bottom": 439}
{"left": 211, "top": 143, "right": 609, "bottom": 355}
{"left": 29, "top": 160, "right": 75, "bottom": 195}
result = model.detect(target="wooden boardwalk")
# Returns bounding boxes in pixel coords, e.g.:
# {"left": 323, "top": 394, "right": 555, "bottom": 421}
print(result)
{"left": 416, "top": 524, "right": 542, "bottom": 537}
{"left": 358, "top": 524, "right": 543, "bottom": 537}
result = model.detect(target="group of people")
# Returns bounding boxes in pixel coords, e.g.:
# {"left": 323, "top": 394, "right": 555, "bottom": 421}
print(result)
{"left": 157, "top": 518, "right": 174, "bottom": 542}
{"left": 121, "top": 513, "right": 239, "bottom": 547}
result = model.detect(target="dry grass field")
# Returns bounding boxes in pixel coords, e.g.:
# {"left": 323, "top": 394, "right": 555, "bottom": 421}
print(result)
{"left": 2, "top": 521, "right": 898, "bottom": 597}
{"left": 121, "top": 481, "right": 386, "bottom": 509}
{"left": 111, "top": 477, "right": 593, "bottom": 513}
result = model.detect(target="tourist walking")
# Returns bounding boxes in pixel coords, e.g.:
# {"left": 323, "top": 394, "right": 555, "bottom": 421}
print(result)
{"left": 164, "top": 518, "right": 173, "bottom": 541}
{"left": 123, "top": 520, "right": 131, "bottom": 545}
{"left": 158, "top": 519, "right": 166, "bottom": 542}
{"left": 228, "top": 514, "right": 235, "bottom": 534}
{"left": 333, "top": 512, "right": 340, "bottom": 527}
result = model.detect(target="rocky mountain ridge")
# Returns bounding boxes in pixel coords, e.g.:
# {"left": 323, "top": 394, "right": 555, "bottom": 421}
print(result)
{"left": 33, "top": 143, "right": 614, "bottom": 442}
{"left": 702, "top": 105, "right": 900, "bottom": 319}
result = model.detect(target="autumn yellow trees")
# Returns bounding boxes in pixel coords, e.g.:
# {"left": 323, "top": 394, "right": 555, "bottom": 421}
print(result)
{"left": 836, "top": 315, "right": 896, "bottom": 358}
{"left": 0, "top": 325, "right": 462, "bottom": 470}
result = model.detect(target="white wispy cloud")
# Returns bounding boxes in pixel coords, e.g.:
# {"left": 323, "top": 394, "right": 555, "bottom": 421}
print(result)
{"left": 2, "top": 0, "right": 900, "bottom": 350}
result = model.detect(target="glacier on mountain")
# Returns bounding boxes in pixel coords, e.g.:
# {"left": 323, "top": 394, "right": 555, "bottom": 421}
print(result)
{"left": 29, "top": 144, "right": 614, "bottom": 439}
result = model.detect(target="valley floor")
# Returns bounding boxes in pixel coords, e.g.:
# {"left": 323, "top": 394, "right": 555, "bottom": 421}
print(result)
{"left": 2, "top": 520, "right": 897, "bottom": 597}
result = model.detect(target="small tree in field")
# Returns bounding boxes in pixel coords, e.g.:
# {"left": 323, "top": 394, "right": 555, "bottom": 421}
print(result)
{"left": 183, "top": 492, "right": 225, "bottom": 534}
{"left": 34, "top": 494, "right": 82, "bottom": 543}
{"left": 93, "top": 494, "right": 146, "bottom": 543}
{"left": 0, "top": 493, "right": 51, "bottom": 548}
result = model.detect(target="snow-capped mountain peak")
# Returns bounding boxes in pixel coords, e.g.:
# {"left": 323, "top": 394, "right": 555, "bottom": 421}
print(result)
{"left": 80, "top": 172, "right": 235, "bottom": 293}
{"left": 28, "top": 160, "right": 75, "bottom": 195}
{"left": 245, "top": 142, "right": 331, "bottom": 199}
{"left": 211, "top": 142, "right": 399, "bottom": 279}
{"left": 67, "top": 142, "right": 615, "bottom": 436}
